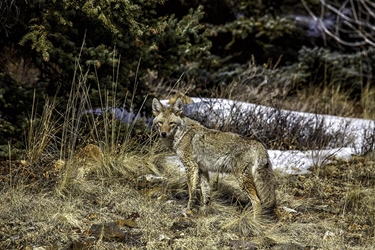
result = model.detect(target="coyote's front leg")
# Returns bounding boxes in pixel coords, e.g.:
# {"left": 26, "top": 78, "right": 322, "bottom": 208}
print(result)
{"left": 184, "top": 161, "right": 200, "bottom": 210}
{"left": 200, "top": 170, "right": 211, "bottom": 206}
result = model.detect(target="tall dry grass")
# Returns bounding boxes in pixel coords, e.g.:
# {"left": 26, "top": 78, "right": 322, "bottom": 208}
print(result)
{"left": 1, "top": 53, "right": 375, "bottom": 249}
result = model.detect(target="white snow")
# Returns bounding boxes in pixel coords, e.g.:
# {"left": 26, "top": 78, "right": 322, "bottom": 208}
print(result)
{"left": 162, "top": 97, "right": 375, "bottom": 174}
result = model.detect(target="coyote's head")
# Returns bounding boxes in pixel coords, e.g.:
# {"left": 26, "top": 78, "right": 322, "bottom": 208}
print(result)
{"left": 152, "top": 98, "right": 183, "bottom": 139}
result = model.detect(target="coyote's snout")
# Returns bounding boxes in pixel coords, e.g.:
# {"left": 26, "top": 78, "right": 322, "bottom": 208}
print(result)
{"left": 152, "top": 97, "right": 277, "bottom": 218}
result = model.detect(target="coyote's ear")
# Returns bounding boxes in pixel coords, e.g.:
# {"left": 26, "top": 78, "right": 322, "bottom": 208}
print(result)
{"left": 172, "top": 98, "right": 183, "bottom": 116}
{"left": 152, "top": 98, "right": 164, "bottom": 117}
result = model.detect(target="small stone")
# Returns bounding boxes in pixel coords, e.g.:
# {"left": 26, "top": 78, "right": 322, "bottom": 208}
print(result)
{"left": 116, "top": 219, "right": 137, "bottom": 228}
{"left": 89, "top": 222, "right": 125, "bottom": 240}
{"left": 229, "top": 239, "right": 258, "bottom": 250}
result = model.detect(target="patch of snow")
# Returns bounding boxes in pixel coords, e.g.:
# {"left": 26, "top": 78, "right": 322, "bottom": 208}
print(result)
{"left": 162, "top": 98, "right": 375, "bottom": 174}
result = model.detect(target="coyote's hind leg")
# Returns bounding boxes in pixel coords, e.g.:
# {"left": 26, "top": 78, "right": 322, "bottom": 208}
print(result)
{"left": 237, "top": 171, "right": 261, "bottom": 218}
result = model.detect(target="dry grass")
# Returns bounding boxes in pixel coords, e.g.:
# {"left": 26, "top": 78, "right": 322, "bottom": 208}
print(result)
{"left": 2, "top": 152, "right": 374, "bottom": 249}
{"left": 197, "top": 62, "right": 375, "bottom": 120}
{"left": 219, "top": 81, "right": 370, "bottom": 120}
{"left": 1, "top": 62, "right": 375, "bottom": 249}
{"left": 360, "top": 83, "right": 375, "bottom": 120}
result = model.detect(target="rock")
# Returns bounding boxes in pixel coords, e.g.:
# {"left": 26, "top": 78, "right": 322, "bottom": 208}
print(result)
{"left": 88, "top": 222, "right": 125, "bottom": 240}
{"left": 271, "top": 243, "right": 305, "bottom": 250}
{"left": 71, "top": 237, "right": 96, "bottom": 250}
{"left": 170, "top": 217, "right": 196, "bottom": 231}
{"left": 137, "top": 174, "right": 165, "bottom": 188}
{"left": 282, "top": 206, "right": 298, "bottom": 213}
{"left": 116, "top": 219, "right": 137, "bottom": 228}
{"left": 142, "top": 174, "right": 165, "bottom": 183}
{"left": 229, "top": 239, "right": 258, "bottom": 250}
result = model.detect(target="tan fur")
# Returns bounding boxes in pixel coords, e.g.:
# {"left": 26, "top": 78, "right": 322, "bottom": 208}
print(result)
{"left": 152, "top": 98, "right": 277, "bottom": 218}
{"left": 168, "top": 92, "right": 194, "bottom": 106}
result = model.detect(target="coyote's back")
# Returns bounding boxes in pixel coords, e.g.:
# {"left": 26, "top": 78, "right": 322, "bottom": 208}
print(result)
{"left": 152, "top": 97, "right": 277, "bottom": 218}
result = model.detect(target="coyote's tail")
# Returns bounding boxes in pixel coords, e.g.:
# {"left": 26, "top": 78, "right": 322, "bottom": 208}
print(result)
{"left": 260, "top": 202, "right": 278, "bottom": 221}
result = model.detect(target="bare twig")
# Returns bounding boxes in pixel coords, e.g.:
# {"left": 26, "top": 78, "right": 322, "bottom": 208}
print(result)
{"left": 301, "top": 0, "right": 375, "bottom": 48}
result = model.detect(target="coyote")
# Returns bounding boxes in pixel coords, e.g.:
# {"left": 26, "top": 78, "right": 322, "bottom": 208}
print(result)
{"left": 152, "top": 98, "right": 277, "bottom": 218}
{"left": 168, "top": 92, "right": 193, "bottom": 106}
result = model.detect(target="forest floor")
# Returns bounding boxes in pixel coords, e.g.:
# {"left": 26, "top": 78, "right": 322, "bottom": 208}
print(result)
{"left": 1, "top": 82, "right": 375, "bottom": 250}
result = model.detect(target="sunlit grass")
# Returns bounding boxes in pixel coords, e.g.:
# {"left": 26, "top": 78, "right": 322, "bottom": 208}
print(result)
{"left": 1, "top": 57, "right": 375, "bottom": 249}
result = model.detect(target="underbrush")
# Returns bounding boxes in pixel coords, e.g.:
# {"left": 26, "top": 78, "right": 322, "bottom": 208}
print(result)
{"left": 1, "top": 150, "right": 374, "bottom": 249}
{"left": 1, "top": 61, "right": 375, "bottom": 249}
{"left": 184, "top": 99, "right": 352, "bottom": 151}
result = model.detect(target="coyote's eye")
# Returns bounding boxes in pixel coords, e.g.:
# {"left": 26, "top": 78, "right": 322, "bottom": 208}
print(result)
{"left": 169, "top": 122, "right": 176, "bottom": 126}
{"left": 157, "top": 121, "right": 163, "bottom": 127}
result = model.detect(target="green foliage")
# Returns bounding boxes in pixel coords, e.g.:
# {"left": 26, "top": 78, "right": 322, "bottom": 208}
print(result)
{"left": 0, "top": 0, "right": 211, "bottom": 159}
{"left": 295, "top": 46, "right": 375, "bottom": 95}
{"left": 168, "top": 1, "right": 374, "bottom": 100}
{"left": 196, "top": 0, "right": 299, "bottom": 65}
{"left": 176, "top": 45, "right": 375, "bottom": 102}
{"left": 0, "top": 74, "right": 37, "bottom": 159}
{"left": 17, "top": 0, "right": 210, "bottom": 79}
{"left": 2, "top": 0, "right": 374, "bottom": 160}
{"left": 19, "top": 24, "right": 54, "bottom": 61}
{"left": 7, "top": 0, "right": 211, "bottom": 106}
{"left": 210, "top": 14, "right": 296, "bottom": 50}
